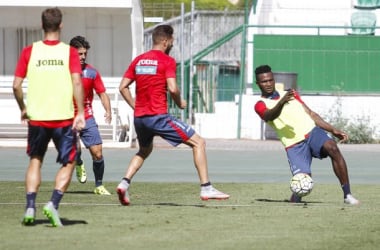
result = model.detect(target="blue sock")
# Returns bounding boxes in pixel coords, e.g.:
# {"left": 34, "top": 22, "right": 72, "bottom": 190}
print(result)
{"left": 341, "top": 184, "right": 351, "bottom": 198}
{"left": 51, "top": 189, "right": 64, "bottom": 209}
{"left": 93, "top": 158, "right": 105, "bottom": 187}
{"left": 26, "top": 192, "right": 37, "bottom": 209}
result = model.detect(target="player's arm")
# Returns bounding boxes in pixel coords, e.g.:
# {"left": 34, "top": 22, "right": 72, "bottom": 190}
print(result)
{"left": 303, "top": 103, "right": 348, "bottom": 142}
{"left": 167, "top": 78, "right": 186, "bottom": 109}
{"left": 12, "top": 76, "right": 28, "bottom": 122}
{"left": 93, "top": 71, "right": 112, "bottom": 123}
{"left": 72, "top": 72, "right": 86, "bottom": 131}
{"left": 13, "top": 46, "right": 30, "bottom": 122}
{"left": 119, "top": 77, "right": 135, "bottom": 110}
{"left": 98, "top": 92, "right": 112, "bottom": 124}
{"left": 262, "top": 89, "right": 295, "bottom": 121}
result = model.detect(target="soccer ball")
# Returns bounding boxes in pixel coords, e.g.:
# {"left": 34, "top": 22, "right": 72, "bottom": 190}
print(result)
{"left": 290, "top": 173, "right": 314, "bottom": 197}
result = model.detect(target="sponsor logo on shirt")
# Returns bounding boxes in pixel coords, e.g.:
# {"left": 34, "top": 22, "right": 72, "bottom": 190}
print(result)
{"left": 136, "top": 65, "right": 157, "bottom": 75}
{"left": 137, "top": 59, "right": 158, "bottom": 66}
{"left": 136, "top": 59, "right": 158, "bottom": 75}
{"left": 35, "top": 59, "right": 64, "bottom": 67}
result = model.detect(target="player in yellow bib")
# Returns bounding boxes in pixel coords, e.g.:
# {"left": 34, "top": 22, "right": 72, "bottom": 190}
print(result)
{"left": 254, "top": 65, "right": 359, "bottom": 205}
{"left": 13, "top": 7, "right": 86, "bottom": 227}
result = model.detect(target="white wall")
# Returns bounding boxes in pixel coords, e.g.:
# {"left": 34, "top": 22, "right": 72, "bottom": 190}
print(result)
{"left": 1, "top": 75, "right": 380, "bottom": 141}
{"left": 0, "top": 0, "right": 143, "bottom": 76}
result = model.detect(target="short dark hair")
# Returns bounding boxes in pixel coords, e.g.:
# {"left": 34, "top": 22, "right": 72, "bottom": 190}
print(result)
{"left": 152, "top": 25, "right": 173, "bottom": 45}
{"left": 255, "top": 65, "right": 272, "bottom": 76}
{"left": 70, "top": 36, "right": 91, "bottom": 50}
{"left": 41, "top": 7, "right": 62, "bottom": 33}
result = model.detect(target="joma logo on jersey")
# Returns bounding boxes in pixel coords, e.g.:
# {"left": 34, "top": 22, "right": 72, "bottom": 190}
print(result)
{"left": 35, "top": 59, "right": 64, "bottom": 67}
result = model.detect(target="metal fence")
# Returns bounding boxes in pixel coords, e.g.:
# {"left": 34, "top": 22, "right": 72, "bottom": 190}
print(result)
{"left": 144, "top": 10, "right": 245, "bottom": 121}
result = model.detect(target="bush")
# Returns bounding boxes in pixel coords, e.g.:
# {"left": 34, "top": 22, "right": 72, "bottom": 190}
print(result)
{"left": 323, "top": 84, "right": 376, "bottom": 144}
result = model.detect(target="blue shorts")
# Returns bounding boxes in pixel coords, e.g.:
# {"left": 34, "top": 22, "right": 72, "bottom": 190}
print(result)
{"left": 286, "top": 126, "right": 333, "bottom": 175}
{"left": 79, "top": 117, "right": 102, "bottom": 148}
{"left": 134, "top": 114, "right": 196, "bottom": 147}
{"left": 27, "top": 124, "right": 77, "bottom": 165}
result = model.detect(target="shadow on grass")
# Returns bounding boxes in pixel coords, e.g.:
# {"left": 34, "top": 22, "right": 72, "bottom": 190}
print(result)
{"left": 65, "top": 191, "right": 94, "bottom": 194}
{"left": 255, "top": 198, "right": 323, "bottom": 204}
{"left": 23, "top": 218, "right": 88, "bottom": 227}
{"left": 153, "top": 202, "right": 206, "bottom": 208}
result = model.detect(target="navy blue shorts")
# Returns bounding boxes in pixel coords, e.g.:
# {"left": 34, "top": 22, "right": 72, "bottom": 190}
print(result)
{"left": 27, "top": 124, "right": 77, "bottom": 165}
{"left": 286, "top": 126, "right": 333, "bottom": 175}
{"left": 79, "top": 117, "right": 102, "bottom": 148}
{"left": 134, "top": 114, "right": 196, "bottom": 147}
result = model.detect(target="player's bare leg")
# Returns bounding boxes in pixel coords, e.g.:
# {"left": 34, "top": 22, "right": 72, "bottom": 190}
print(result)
{"left": 55, "top": 162, "right": 75, "bottom": 192}
{"left": 184, "top": 133, "right": 209, "bottom": 184}
{"left": 185, "top": 134, "right": 229, "bottom": 200}
{"left": 117, "top": 143, "right": 153, "bottom": 205}
{"left": 323, "top": 140, "right": 359, "bottom": 205}
{"left": 22, "top": 157, "right": 42, "bottom": 225}
{"left": 25, "top": 157, "right": 42, "bottom": 193}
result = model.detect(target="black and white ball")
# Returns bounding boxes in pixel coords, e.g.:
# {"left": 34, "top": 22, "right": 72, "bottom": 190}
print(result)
{"left": 290, "top": 173, "right": 314, "bottom": 197}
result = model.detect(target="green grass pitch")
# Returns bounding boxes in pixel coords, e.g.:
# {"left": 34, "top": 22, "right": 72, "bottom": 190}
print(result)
{"left": 1, "top": 181, "right": 379, "bottom": 250}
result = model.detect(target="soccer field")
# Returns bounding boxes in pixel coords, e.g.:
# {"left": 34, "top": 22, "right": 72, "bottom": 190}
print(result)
{"left": 1, "top": 141, "right": 379, "bottom": 249}
{"left": 1, "top": 181, "right": 379, "bottom": 250}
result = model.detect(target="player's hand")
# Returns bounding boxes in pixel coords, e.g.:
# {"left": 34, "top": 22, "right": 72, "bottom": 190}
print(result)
{"left": 280, "top": 89, "right": 295, "bottom": 105}
{"left": 104, "top": 112, "right": 112, "bottom": 124}
{"left": 20, "top": 109, "right": 29, "bottom": 124}
{"left": 73, "top": 113, "right": 86, "bottom": 131}
{"left": 179, "top": 99, "right": 187, "bottom": 109}
{"left": 332, "top": 129, "right": 349, "bottom": 143}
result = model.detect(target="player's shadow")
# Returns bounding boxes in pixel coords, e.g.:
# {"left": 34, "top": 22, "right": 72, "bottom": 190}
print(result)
{"left": 153, "top": 202, "right": 206, "bottom": 208}
{"left": 65, "top": 190, "right": 94, "bottom": 194}
{"left": 61, "top": 218, "right": 88, "bottom": 226}
{"left": 255, "top": 198, "right": 322, "bottom": 204}
{"left": 23, "top": 218, "right": 88, "bottom": 227}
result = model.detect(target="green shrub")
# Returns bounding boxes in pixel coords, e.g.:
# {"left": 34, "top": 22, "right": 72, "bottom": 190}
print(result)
{"left": 324, "top": 83, "right": 376, "bottom": 144}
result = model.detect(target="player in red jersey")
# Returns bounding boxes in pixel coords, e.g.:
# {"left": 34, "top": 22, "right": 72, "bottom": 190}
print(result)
{"left": 13, "top": 7, "right": 85, "bottom": 226}
{"left": 70, "top": 36, "right": 112, "bottom": 195}
{"left": 116, "top": 25, "right": 229, "bottom": 205}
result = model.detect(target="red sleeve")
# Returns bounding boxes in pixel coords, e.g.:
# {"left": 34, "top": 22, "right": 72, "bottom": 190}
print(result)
{"left": 293, "top": 90, "right": 304, "bottom": 104}
{"left": 14, "top": 46, "right": 32, "bottom": 78}
{"left": 123, "top": 57, "right": 137, "bottom": 80}
{"left": 93, "top": 69, "right": 106, "bottom": 94}
{"left": 254, "top": 100, "right": 267, "bottom": 119}
{"left": 69, "top": 47, "right": 82, "bottom": 74}
{"left": 165, "top": 58, "right": 176, "bottom": 78}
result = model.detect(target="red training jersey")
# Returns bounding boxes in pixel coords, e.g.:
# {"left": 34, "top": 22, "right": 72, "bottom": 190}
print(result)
{"left": 123, "top": 49, "right": 176, "bottom": 117}
{"left": 74, "top": 64, "right": 106, "bottom": 119}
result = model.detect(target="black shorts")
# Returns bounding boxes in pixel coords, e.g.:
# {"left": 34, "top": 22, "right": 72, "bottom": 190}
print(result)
{"left": 27, "top": 124, "right": 77, "bottom": 165}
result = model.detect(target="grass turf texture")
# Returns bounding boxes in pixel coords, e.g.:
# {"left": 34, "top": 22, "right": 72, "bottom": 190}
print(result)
{"left": 1, "top": 181, "right": 379, "bottom": 250}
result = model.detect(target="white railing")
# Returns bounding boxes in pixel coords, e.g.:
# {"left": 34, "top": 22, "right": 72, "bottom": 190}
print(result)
{"left": 0, "top": 76, "right": 135, "bottom": 147}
